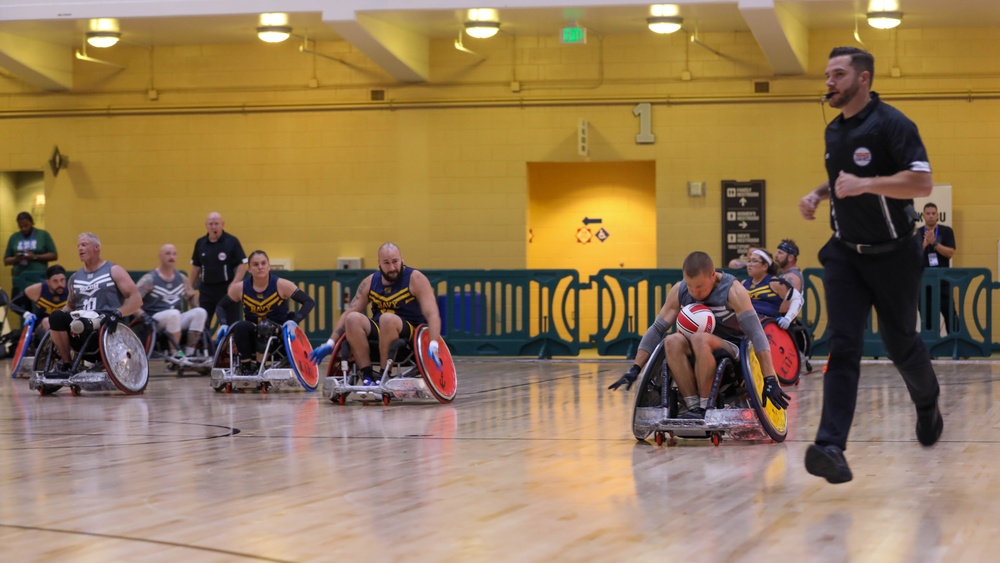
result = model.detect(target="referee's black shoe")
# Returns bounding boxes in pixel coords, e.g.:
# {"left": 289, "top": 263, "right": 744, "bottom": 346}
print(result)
{"left": 805, "top": 444, "right": 853, "bottom": 484}
{"left": 916, "top": 402, "right": 943, "bottom": 446}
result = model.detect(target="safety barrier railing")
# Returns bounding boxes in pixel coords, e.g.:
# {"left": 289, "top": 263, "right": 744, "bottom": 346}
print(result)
{"left": 124, "top": 267, "right": 995, "bottom": 358}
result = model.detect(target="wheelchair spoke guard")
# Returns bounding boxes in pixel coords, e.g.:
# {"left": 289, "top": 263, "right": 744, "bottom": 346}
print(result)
{"left": 740, "top": 339, "right": 787, "bottom": 442}
{"left": 762, "top": 319, "right": 800, "bottom": 385}
{"left": 100, "top": 325, "right": 149, "bottom": 395}
{"left": 414, "top": 325, "right": 457, "bottom": 403}
{"left": 11, "top": 317, "right": 34, "bottom": 378}
{"left": 283, "top": 324, "right": 319, "bottom": 391}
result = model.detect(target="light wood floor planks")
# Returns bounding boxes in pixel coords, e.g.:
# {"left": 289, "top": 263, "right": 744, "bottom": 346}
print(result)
{"left": 1, "top": 358, "right": 998, "bottom": 562}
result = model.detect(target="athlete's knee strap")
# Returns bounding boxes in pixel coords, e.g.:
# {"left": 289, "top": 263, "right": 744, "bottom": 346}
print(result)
{"left": 737, "top": 310, "right": 770, "bottom": 353}
{"left": 638, "top": 316, "right": 670, "bottom": 355}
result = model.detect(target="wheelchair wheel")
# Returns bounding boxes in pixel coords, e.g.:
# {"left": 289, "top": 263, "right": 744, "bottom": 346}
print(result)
{"left": 129, "top": 319, "right": 155, "bottom": 355}
{"left": 100, "top": 325, "right": 149, "bottom": 395}
{"left": 631, "top": 342, "right": 678, "bottom": 441}
{"left": 762, "top": 319, "right": 800, "bottom": 385}
{"left": 32, "top": 331, "right": 62, "bottom": 395}
{"left": 739, "top": 339, "right": 788, "bottom": 443}
{"left": 283, "top": 323, "right": 319, "bottom": 391}
{"left": 211, "top": 331, "right": 236, "bottom": 391}
{"left": 414, "top": 325, "right": 457, "bottom": 403}
{"left": 10, "top": 318, "right": 35, "bottom": 378}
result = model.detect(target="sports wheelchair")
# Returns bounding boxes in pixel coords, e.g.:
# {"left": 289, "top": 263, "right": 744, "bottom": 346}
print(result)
{"left": 129, "top": 317, "right": 214, "bottom": 376}
{"left": 210, "top": 320, "right": 319, "bottom": 393}
{"left": 321, "top": 325, "right": 457, "bottom": 406}
{"left": 631, "top": 337, "right": 788, "bottom": 447}
{"left": 28, "top": 311, "right": 149, "bottom": 396}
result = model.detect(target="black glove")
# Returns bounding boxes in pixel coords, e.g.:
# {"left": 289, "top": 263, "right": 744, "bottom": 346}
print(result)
{"left": 609, "top": 364, "right": 641, "bottom": 391}
{"left": 101, "top": 309, "right": 122, "bottom": 334}
{"left": 761, "top": 376, "right": 790, "bottom": 409}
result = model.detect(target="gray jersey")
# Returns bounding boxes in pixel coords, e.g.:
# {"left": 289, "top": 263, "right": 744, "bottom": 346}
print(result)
{"left": 70, "top": 261, "right": 123, "bottom": 312}
{"left": 677, "top": 272, "right": 742, "bottom": 343}
{"left": 781, "top": 267, "right": 804, "bottom": 293}
{"left": 141, "top": 269, "right": 186, "bottom": 314}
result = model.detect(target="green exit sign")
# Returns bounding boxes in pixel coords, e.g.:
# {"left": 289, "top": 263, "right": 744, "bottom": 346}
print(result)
{"left": 562, "top": 27, "right": 587, "bottom": 44}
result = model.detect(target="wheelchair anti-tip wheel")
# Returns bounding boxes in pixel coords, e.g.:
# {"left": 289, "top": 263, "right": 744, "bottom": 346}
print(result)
{"left": 761, "top": 318, "right": 800, "bottom": 386}
{"left": 740, "top": 338, "right": 787, "bottom": 443}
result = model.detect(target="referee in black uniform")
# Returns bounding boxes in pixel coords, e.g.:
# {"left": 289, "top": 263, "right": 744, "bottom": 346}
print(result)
{"left": 190, "top": 211, "right": 247, "bottom": 328}
{"left": 798, "top": 46, "right": 942, "bottom": 484}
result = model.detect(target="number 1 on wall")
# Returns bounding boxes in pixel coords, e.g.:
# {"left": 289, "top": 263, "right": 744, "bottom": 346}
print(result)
{"left": 633, "top": 102, "right": 655, "bottom": 144}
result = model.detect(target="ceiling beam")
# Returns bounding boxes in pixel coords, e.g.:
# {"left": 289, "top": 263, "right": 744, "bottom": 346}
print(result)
{"left": 738, "top": 0, "right": 807, "bottom": 75}
{"left": 324, "top": 11, "right": 430, "bottom": 83}
{"left": 0, "top": 32, "right": 72, "bottom": 91}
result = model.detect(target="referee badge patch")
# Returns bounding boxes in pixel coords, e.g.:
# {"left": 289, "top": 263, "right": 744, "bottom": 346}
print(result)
{"left": 853, "top": 147, "right": 872, "bottom": 167}
{"left": 218, "top": 252, "right": 227, "bottom": 261}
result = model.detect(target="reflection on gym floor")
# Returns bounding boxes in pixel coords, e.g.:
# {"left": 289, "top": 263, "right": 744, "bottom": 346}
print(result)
{"left": 1, "top": 358, "right": 999, "bottom": 561}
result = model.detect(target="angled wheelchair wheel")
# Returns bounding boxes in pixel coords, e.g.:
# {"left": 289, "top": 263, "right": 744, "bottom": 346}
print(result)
{"left": 31, "top": 331, "right": 62, "bottom": 395}
{"left": 211, "top": 331, "right": 237, "bottom": 391}
{"left": 631, "top": 342, "right": 678, "bottom": 441}
{"left": 283, "top": 324, "right": 319, "bottom": 391}
{"left": 740, "top": 339, "right": 787, "bottom": 443}
{"left": 129, "top": 319, "right": 155, "bottom": 355}
{"left": 325, "top": 334, "right": 355, "bottom": 377}
{"left": 10, "top": 318, "right": 35, "bottom": 378}
{"left": 762, "top": 319, "right": 800, "bottom": 385}
{"left": 101, "top": 325, "right": 149, "bottom": 395}
{"left": 414, "top": 325, "right": 457, "bottom": 403}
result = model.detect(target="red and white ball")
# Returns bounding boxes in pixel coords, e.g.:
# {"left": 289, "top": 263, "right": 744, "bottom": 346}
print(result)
{"left": 676, "top": 303, "right": 715, "bottom": 338}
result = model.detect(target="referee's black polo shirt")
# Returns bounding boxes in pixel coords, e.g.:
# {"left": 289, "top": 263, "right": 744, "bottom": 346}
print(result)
{"left": 825, "top": 92, "right": 931, "bottom": 245}
{"left": 191, "top": 231, "right": 246, "bottom": 285}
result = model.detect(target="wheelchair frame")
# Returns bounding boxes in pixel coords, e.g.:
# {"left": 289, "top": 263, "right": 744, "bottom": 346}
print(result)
{"left": 321, "top": 324, "right": 457, "bottom": 406}
{"left": 28, "top": 313, "right": 149, "bottom": 396}
{"left": 210, "top": 322, "right": 318, "bottom": 393}
{"left": 631, "top": 338, "right": 788, "bottom": 447}
{"left": 130, "top": 317, "right": 214, "bottom": 376}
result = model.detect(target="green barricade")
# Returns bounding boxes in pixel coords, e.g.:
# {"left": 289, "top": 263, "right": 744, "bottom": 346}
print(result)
{"left": 804, "top": 267, "right": 994, "bottom": 359}
{"left": 277, "top": 269, "right": 583, "bottom": 358}
{"left": 591, "top": 269, "right": 682, "bottom": 358}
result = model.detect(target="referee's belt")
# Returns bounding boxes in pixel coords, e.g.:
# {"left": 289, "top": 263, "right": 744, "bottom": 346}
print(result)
{"left": 838, "top": 236, "right": 909, "bottom": 255}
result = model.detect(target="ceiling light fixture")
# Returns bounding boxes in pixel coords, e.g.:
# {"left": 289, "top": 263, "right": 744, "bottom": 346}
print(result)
{"left": 465, "top": 8, "right": 500, "bottom": 39}
{"left": 258, "top": 13, "right": 292, "bottom": 43}
{"left": 648, "top": 4, "right": 683, "bottom": 34}
{"left": 647, "top": 16, "right": 683, "bottom": 34}
{"left": 86, "top": 18, "right": 121, "bottom": 48}
{"left": 866, "top": 11, "right": 903, "bottom": 29}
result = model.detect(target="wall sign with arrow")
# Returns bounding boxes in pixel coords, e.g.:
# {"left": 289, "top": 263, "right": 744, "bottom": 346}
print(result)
{"left": 721, "top": 180, "right": 765, "bottom": 265}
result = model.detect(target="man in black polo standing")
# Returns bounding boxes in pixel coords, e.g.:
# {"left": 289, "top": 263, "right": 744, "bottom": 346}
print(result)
{"left": 190, "top": 212, "right": 247, "bottom": 328}
{"left": 916, "top": 202, "right": 957, "bottom": 333}
{"left": 797, "top": 46, "right": 942, "bottom": 484}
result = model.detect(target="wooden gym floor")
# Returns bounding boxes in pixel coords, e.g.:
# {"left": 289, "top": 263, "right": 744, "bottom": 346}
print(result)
{"left": 1, "top": 357, "right": 998, "bottom": 562}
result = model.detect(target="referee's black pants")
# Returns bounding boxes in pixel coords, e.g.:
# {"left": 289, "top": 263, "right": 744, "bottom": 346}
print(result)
{"left": 200, "top": 283, "right": 242, "bottom": 328}
{"left": 816, "top": 235, "right": 940, "bottom": 450}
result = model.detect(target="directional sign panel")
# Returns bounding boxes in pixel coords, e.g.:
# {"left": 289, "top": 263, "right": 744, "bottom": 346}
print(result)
{"left": 722, "top": 180, "right": 765, "bottom": 266}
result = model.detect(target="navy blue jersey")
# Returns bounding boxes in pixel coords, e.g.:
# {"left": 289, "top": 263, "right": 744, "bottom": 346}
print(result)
{"left": 36, "top": 284, "right": 67, "bottom": 318}
{"left": 825, "top": 93, "right": 930, "bottom": 244}
{"left": 744, "top": 275, "right": 783, "bottom": 318}
{"left": 369, "top": 266, "right": 426, "bottom": 326}
{"left": 241, "top": 275, "right": 289, "bottom": 324}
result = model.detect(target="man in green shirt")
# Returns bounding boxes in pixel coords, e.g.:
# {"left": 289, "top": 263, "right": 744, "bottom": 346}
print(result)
{"left": 4, "top": 212, "right": 58, "bottom": 297}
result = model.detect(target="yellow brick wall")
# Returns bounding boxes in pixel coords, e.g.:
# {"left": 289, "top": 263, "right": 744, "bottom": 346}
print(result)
{"left": 0, "top": 26, "right": 998, "bottom": 330}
